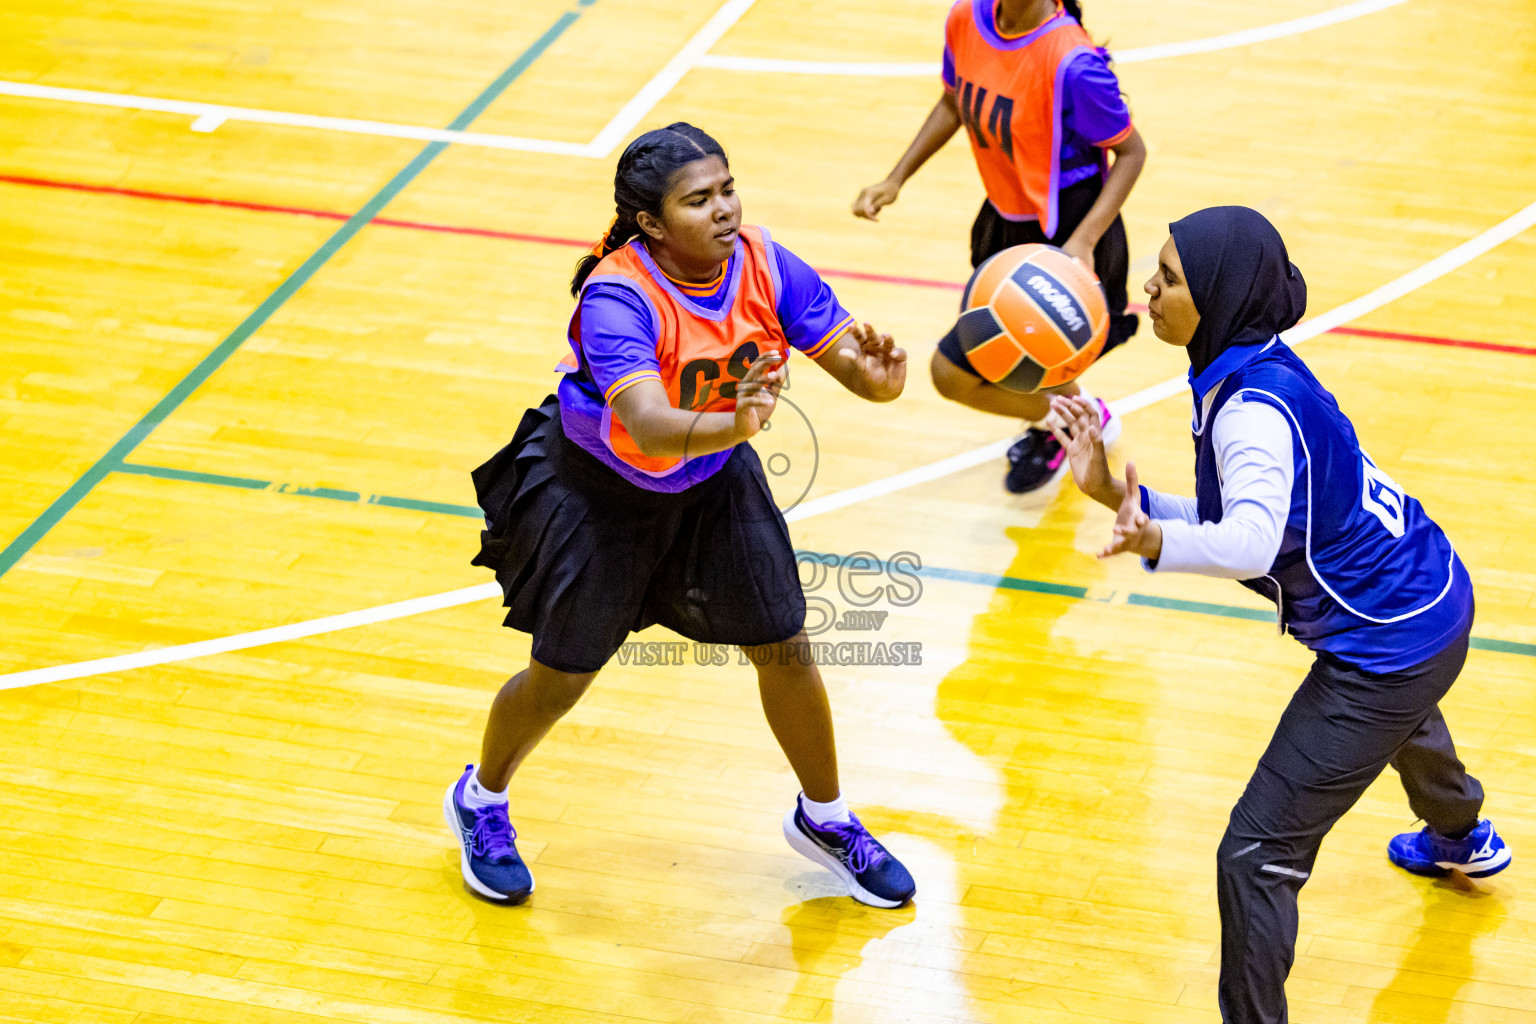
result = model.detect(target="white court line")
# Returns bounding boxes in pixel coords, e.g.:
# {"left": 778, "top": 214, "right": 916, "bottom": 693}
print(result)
{"left": 4, "top": 197, "right": 1533, "bottom": 693}
{"left": 586, "top": 0, "right": 757, "bottom": 157}
{"left": 0, "top": 79, "right": 599, "bottom": 156}
{"left": 0, "top": 585, "right": 501, "bottom": 691}
{"left": 695, "top": 0, "right": 1408, "bottom": 76}
{"left": 0, "top": 0, "right": 757, "bottom": 160}
{"left": 0, "top": 0, "right": 1397, "bottom": 153}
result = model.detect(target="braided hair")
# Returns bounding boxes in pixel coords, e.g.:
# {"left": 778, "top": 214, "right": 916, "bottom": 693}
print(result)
{"left": 570, "top": 122, "right": 729, "bottom": 296}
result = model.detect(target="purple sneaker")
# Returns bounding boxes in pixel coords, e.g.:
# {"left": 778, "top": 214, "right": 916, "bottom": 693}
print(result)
{"left": 443, "top": 765, "right": 534, "bottom": 903}
{"left": 783, "top": 796, "right": 916, "bottom": 907}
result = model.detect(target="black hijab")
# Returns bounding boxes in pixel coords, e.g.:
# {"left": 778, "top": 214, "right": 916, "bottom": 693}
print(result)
{"left": 1169, "top": 206, "right": 1308, "bottom": 378}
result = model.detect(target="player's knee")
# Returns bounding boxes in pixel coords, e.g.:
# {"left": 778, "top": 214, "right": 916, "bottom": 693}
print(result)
{"left": 929, "top": 350, "right": 974, "bottom": 402}
{"left": 1216, "top": 830, "right": 1265, "bottom": 881}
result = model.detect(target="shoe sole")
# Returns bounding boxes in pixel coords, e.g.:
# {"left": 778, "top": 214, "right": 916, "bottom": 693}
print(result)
{"left": 1389, "top": 847, "right": 1512, "bottom": 879}
{"left": 781, "top": 809, "right": 908, "bottom": 908}
{"left": 442, "top": 782, "right": 534, "bottom": 904}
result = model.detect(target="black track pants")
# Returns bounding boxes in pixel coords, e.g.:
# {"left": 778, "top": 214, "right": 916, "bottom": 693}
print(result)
{"left": 1216, "top": 630, "right": 1483, "bottom": 1024}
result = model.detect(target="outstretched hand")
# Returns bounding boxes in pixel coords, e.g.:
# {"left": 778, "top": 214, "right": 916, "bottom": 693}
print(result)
{"left": 733, "top": 351, "right": 784, "bottom": 440}
{"left": 1100, "top": 462, "right": 1163, "bottom": 561}
{"left": 1048, "top": 395, "right": 1119, "bottom": 508}
{"left": 836, "top": 322, "right": 907, "bottom": 401}
{"left": 1047, "top": 396, "right": 1163, "bottom": 561}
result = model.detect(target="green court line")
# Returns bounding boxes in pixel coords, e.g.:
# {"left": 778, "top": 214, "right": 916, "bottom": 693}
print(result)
{"left": 275, "top": 483, "right": 361, "bottom": 502}
{"left": 94, "top": 460, "right": 1536, "bottom": 660}
{"left": 1126, "top": 592, "right": 1275, "bottom": 622}
{"left": 910, "top": 563, "right": 1086, "bottom": 599}
{"left": 1469, "top": 636, "right": 1536, "bottom": 656}
{"left": 368, "top": 493, "right": 483, "bottom": 518}
{"left": 117, "top": 462, "right": 270, "bottom": 490}
{"left": 116, "top": 460, "right": 482, "bottom": 517}
{"left": 0, "top": 7, "right": 585, "bottom": 581}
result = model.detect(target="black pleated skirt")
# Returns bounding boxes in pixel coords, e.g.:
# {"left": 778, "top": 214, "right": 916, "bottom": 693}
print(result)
{"left": 470, "top": 397, "right": 807, "bottom": 673}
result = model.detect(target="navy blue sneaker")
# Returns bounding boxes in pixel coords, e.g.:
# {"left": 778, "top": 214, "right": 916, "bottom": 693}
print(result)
{"left": 1388, "top": 818, "right": 1511, "bottom": 878}
{"left": 782, "top": 796, "right": 916, "bottom": 907}
{"left": 443, "top": 765, "right": 534, "bottom": 903}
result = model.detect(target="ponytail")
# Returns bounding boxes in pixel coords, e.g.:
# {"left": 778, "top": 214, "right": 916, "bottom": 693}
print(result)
{"left": 570, "top": 122, "right": 729, "bottom": 296}
{"left": 570, "top": 212, "right": 642, "bottom": 297}
{"left": 1062, "top": 0, "right": 1084, "bottom": 25}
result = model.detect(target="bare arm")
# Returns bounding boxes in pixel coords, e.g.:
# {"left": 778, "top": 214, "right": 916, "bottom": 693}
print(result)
{"left": 852, "top": 92, "right": 963, "bottom": 221}
{"left": 610, "top": 352, "right": 784, "bottom": 458}
{"left": 1061, "top": 127, "right": 1146, "bottom": 265}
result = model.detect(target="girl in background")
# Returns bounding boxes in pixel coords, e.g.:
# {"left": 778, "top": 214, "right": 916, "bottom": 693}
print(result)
{"left": 855, "top": 0, "right": 1145, "bottom": 493}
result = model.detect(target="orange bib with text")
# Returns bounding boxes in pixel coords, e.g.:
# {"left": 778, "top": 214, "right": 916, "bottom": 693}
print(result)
{"left": 945, "top": 1, "right": 1101, "bottom": 235}
{"left": 567, "top": 226, "right": 788, "bottom": 476}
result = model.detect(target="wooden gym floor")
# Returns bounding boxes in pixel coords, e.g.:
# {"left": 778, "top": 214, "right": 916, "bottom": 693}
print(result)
{"left": 1, "top": 0, "right": 1535, "bottom": 1021}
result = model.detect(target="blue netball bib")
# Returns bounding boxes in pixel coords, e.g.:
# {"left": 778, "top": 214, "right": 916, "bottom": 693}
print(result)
{"left": 1190, "top": 339, "right": 1472, "bottom": 673}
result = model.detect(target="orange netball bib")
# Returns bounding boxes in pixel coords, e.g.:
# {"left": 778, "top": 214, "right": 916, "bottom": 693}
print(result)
{"left": 945, "top": 0, "right": 1102, "bottom": 235}
{"left": 566, "top": 226, "right": 789, "bottom": 476}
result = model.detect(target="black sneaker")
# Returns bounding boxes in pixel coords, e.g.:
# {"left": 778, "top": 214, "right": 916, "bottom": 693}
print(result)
{"left": 1004, "top": 427, "right": 1067, "bottom": 493}
{"left": 1005, "top": 398, "right": 1120, "bottom": 494}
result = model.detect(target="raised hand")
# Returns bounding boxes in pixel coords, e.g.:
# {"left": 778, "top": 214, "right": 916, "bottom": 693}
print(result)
{"left": 1048, "top": 394, "right": 1121, "bottom": 509}
{"left": 733, "top": 350, "right": 784, "bottom": 440}
{"left": 1099, "top": 461, "right": 1163, "bottom": 561}
{"left": 837, "top": 322, "right": 907, "bottom": 401}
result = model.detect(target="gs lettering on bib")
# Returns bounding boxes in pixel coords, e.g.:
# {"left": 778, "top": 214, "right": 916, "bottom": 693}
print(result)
{"left": 561, "top": 226, "right": 849, "bottom": 486}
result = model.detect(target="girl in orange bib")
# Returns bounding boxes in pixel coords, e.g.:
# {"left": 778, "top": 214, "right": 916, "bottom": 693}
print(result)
{"left": 450, "top": 123, "right": 917, "bottom": 910}
{"left": 854, "top": 0, "right": 1146, "bottom": 493}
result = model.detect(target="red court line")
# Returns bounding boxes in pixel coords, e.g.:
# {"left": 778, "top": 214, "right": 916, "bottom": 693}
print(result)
{"left": 1325, "top": 325, "right": 1536, "bottom": 356}
{"left": 5, "top": 172, "right": 1533, "bottom": 357}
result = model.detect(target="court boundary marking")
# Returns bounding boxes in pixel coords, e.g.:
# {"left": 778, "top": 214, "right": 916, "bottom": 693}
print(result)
{"left": 0, "top": 0, "right": 756, "bottom": 160}
{"left": 5, "top": 171, "right": 1532, "bottom": 359}
{"left": 0, "top": 0, "right": 1404, "bottom": 157}
{"left": 0, "top": 6, "right": 591, "bottom": 581}
{"left": 0, "top": 536, "right": 1528, "bottom": 692}
{"left": 697, "top": 0, "right": 1408, "bottom": 76}
{"left": 3, "top": 197, "right": 1534, "bottom": 690}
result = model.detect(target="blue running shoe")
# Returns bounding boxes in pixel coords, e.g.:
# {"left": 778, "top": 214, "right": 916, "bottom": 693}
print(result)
{"left": 443, "top": 765, "right": 534, "bottom": 903}
{"left": 1388, "top": 818, "right": 1511, "bottom": 878}
{"left": 782, "top": 796, "right": 916, "bottom": 907}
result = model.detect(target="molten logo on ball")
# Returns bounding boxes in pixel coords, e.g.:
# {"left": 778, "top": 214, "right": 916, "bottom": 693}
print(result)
{"left": 1023, "top": 273, "right": 1088, "bottom": 335}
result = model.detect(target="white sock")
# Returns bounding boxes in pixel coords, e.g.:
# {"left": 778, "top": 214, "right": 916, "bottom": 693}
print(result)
{"left": 800, "top": 792, "right": 851, "bottom": 825}
{"left": 463, "top": 766, "right": 508, "bottom": 810}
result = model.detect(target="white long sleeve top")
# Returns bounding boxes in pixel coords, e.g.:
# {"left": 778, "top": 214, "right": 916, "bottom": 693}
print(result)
{"left": 1141, "top": 390, "right": 1295, "bottom": 579}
